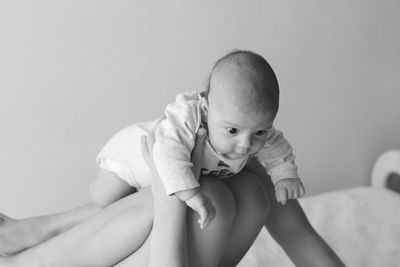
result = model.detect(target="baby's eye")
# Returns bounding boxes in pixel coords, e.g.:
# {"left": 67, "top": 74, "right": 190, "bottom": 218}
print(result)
{"left": 255, "top": 130, "right": 267, "bottom": 137}
{"left": 227, "top": 128, "right": 238, "bottom": 135}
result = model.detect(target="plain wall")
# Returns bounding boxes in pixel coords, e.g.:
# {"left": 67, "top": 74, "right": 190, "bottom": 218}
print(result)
{"left": 1, "top": 0, "right": 399, "bottom": 218}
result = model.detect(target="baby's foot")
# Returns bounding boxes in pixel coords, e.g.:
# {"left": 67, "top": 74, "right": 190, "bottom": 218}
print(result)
{"left": 0, "top": 213, "right": 42, "bottom": 256}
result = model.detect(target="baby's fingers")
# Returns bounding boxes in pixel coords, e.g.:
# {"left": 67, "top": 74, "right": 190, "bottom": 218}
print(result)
{"left": 292, "top": 189, "right": 299, "bottom": 199}
{"left": 292, "top": 184, "right": 305, "bottom": 200}
{"left": 299, "top": 183, "right": 306, "bottom": 197}
{"left": 275, "top": 187, "right": 288, "bottom": 205}
{"left": 197, "top": 208, "right": 209, "bottom": 229}
{"left": 206, "top": 203, "right": 217, "bottom": 227}
{"left": 197, "top": 203, "right": 217, "bottom": 229}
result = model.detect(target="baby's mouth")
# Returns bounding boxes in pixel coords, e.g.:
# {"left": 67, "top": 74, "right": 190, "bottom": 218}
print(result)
{"left": 223, "top": 153, "right": 248, "bottom": 159}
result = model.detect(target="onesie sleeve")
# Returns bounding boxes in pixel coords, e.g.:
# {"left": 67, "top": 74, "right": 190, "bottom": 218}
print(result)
{"left": 256, "top": 127, "right": 300, "bottom": 184}
{"left": 151, "top": 92, "right": 202, "bottom": 195}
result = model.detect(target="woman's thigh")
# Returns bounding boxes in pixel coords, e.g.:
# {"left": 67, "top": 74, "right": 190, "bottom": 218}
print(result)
{"left": 118, "top": 176, "right": 237, "bottom": 267}
{"left": 248, "top": 159, "right": 314, "bottom": 242}
{"left": 219, "top": 171, "right": 270, "bottom": 267}
{"left": 186, "top": 176, "right": 236, "bottom": 267}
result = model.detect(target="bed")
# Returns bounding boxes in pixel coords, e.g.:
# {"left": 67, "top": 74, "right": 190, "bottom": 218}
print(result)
{"left": 239, "top": 151, "right": 400, "bottom": 267}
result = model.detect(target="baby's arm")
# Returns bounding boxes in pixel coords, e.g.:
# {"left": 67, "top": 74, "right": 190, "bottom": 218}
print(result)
{"left": 175, "top": 188, "right": 216, "bottom": 229}
{"left": 152, "top": 94, "right": 203, "bottom": 197}
{"left": 176, "top": 127, "right": 216, "bottom": 229}
{"left": 274, "top": 178, "right": 305, "bottom": 205}
{"left": 257, "top": 127, "right": 304, "bottom": 204}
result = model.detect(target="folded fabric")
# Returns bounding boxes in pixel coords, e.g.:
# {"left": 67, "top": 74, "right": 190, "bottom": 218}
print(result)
{"left": 239, "top": 187, "right": 400, "bottom": 267}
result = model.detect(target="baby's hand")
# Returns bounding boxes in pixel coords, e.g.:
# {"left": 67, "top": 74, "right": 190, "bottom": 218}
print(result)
{"left": 185, "top": 192, "right": 216, "bottom": 229}
{"left": 275, "top": 178, "right": 305, "bottom": 205}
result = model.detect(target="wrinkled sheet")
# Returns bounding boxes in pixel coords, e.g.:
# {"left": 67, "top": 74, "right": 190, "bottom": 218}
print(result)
{"left": 239, "top": 187, "right": 400, "bottom": 267}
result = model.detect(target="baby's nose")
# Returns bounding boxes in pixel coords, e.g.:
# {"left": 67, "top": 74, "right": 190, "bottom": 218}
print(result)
{"left": 235, "top": 146, "right": 249, "bottom": 155}
{"left": 235, "top": 137, "right": 251, "bottom": 154}
{"left": 237, "top": 136, "right": 251, "bottom": 149}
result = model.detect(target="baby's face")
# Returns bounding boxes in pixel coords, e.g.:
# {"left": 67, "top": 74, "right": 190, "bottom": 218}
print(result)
{"left": 205, "top": 57, "right": 277, "bottom": 159}
{"left": 205, "top": 96, "right": 275, "bottom": 160}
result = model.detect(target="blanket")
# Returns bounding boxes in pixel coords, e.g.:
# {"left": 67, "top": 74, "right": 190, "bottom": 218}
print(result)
{"left": 238, "top": 187, "right": 400, "bottom": 267}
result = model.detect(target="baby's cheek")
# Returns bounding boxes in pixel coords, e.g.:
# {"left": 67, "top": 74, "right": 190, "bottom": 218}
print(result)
{"left": 214, "top": 138, "right": 232, "bottom": 152}
{"left": 252, "top": 142, "right": 265, "bottom": 154}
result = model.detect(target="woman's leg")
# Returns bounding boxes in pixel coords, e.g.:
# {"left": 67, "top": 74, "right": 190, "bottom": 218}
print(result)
{"left": 0, "top": 168, "right": 134, "bottom": 256}
{"left": 266, "top": 192, "right": 344, "bottom": 266}
{"left": 0, "top": 205, "right": 100, "bottom": 257}
{"left": 116, "top": 176, "right": 236, "bottom": 267}
{"left": 218, "top": 171, "right": 270, "bottom": 267}
{"left": 139, "top": 129, "right": 236, "bottom": 267}
{"left": 118, "top": 172, "right": 270, "bottom": 267}
{"left": 0, "top": 177, "right": 238, "bottom": 267}
{"left": 0, "top": 188, "right": 154, "bottom": 267}
{"left": 1, "top": 172, "right": 270, "bottom": 267}
{"left": 120, "top": 133, "right": 261, "bottom": 267}
{"left": 186, "top": 177, "right": 235, "bottom": 267}
{"left": 247, "top": 158, "right": 345, "bottom": 267}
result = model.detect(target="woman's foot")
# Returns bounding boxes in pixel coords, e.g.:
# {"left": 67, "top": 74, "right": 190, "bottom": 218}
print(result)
{"left": 0, "top": 213, "right": 44, "bottom": 256}
{"left": 0, "top": 204, "right": 101, "bottom": 257}
{"left": 0, "top": 255, "right": 18, "bottom": 267}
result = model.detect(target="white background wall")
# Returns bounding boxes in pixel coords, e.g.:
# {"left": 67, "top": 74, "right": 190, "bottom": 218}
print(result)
{"left": 1, "top": 0, "right": 399, "bottom": 218}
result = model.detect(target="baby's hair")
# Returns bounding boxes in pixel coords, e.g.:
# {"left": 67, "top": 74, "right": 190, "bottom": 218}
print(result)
{"left": 205, "top": 49, "right": 280, "bottom": 115}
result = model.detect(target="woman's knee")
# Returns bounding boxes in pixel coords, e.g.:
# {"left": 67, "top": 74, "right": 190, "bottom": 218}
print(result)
{"left": 186, "top": 178, "right": 236, "bottom": 267}
{"left": 227, "top": 171, "right": 270, "bottom": 220}
{"left": 199, "top": 177, "right": 236, "bottom": 225}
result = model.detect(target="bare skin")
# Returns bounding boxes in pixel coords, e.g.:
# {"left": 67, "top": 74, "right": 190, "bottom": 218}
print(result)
{"left": 0, "top": 51, "right": 344, "bottom": 266}
{"left": 0, "top": 171, "right": 344, "bottom": 266}
{"left": 0, "top": 134, "right": 269, "bottom": 267}
{"left": 0, "top": 114, "right": 344, "bottom": 266}
{"left": 0, "top": 176, "right": 268, "bottom": 267}
{"left": 0, "top": 135, "right": 344, "bottom": 267}
{"left": 0, "top": 205, "right": 100, "bottom": 257}
{"left": 247, "top": 158, "right": 345, "bottom": 267}
{"left": 0, "top": 57, "right": 344, "bottom": 266}
{"left": 0, "top": 165, "right": 344, "bottom": 267}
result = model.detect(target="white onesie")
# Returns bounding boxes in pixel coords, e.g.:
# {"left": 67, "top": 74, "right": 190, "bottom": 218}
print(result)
{"left": 96, "top": 91, "right": 299, "bottom": 195}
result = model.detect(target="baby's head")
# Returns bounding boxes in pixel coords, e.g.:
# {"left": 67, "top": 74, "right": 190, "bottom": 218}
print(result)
{"left": 203, "top": 50, "right": 279, "bottom": 159}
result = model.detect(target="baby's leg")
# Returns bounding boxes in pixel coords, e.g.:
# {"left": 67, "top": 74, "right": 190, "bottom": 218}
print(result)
{"left": 89, "top": 168, "right": 136, "bottom": 208}
{"left": 218, "top": 171, "right": 269, "bottom": 267}
{"left": 0, "top": 168, "right": 131, "bottom": 256}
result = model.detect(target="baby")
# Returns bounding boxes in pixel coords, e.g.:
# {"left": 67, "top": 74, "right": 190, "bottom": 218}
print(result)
{"left": 95, "top": 50, "right": 305, "bottom": 229}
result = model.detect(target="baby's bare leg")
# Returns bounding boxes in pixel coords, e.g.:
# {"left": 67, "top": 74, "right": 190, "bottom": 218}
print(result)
{"left": 89, "top": 169, "right": 136, "bottom": 208}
